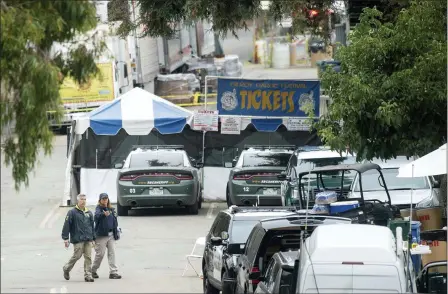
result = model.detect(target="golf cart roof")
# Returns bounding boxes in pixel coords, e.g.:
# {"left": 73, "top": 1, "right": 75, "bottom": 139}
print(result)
{"left": 298, "top": 162, "right": 381, "bottom": 177}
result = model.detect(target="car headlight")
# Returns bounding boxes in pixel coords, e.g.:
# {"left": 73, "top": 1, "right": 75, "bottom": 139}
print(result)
{"left": 416, "top": 190, "right": 440, "bottom": 208}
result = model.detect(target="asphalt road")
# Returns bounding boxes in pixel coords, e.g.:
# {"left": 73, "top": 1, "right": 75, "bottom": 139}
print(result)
{"left": 1, "top": 135, "right": 228, "bottom": 293}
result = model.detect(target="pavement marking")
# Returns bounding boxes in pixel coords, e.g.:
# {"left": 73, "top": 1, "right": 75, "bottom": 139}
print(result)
{"left": 1, "top": 257, "right": 4, "bottom": 262}
{"left": 206, "top": 203, "right": 217, "bottom": 219}
{"left": 60, "top": 286, "right": 68, "bottom": 293}
{"left": 39, "top": 203, "right": 61, "bottom": 229}
{"left": 24, "top": 207, "right": 33, "bottom": 218}
{"left": 47, "top": 211, "right": 61, "bottom": 229}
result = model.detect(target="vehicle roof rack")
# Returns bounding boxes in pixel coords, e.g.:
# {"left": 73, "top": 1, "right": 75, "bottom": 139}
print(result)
{"left": 131, "top": 145, "right": 185, "bottom": 151}
{"left": 229, "top": 205, "right": 297, "bottom": 214}
{"left": 243, "top": 145, "right": 296, "bottom": 151}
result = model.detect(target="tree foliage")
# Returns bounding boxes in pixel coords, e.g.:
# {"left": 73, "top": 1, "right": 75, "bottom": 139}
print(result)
{"left": 1, "top": 0, "right": 104, "bottom": 189}
{"left": 317, "top": 0, "right": 447, "bottom": 161}
{"left": 109, "top": 0, "right": 337, "bottom": 39}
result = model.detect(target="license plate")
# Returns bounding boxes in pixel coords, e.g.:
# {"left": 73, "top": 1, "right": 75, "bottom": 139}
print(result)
{"left": 149, "top": 188, "right": 163, "bottom": 195}
{"left": 263, "top": 188, "right": 277, "bottom": 195}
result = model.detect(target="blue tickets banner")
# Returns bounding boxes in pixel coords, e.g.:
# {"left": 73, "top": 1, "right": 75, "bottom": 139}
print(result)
{"left": 217, "top": 78, "right": 320, "bottom": 117}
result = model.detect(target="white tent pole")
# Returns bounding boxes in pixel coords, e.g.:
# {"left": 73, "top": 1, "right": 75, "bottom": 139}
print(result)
{"left": 201, "top": 131, "right": 206, "bottom": 188}
{"left": 95, "top": 149, "right": 98, "bottom": 169}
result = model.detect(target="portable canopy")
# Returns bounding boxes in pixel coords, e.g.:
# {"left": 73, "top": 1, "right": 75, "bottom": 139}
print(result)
{"left": 75, "top": 87, "right": 194, "bottom": 136}
{"left": 397, "top": 144, "right": 447, "bottom": 177}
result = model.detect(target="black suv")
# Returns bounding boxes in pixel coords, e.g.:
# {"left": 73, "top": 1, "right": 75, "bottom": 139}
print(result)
{"left": 253, "top": 251, "right": 296, "bottom": 294}
{"left": 234, "top": 215, "right": 352, "bottom": 294}
{"left": 202, "top": 206, "right": 299, "bottom": 294}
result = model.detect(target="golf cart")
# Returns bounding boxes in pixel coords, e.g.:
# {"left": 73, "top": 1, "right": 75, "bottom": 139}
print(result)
{"left": 295, "top": 163, "right": 401, "bottom": 226}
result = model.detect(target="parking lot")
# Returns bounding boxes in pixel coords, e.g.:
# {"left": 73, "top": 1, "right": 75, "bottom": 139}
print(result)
{"left": 1, "top": 135, "right": 227, "bottom": 293}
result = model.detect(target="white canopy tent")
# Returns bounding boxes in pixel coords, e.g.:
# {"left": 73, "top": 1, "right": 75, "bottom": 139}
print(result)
{"left": 397, "top": 144, "right": 447, "bottom": 178}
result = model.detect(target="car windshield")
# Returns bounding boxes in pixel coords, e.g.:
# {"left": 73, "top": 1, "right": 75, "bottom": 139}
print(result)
{"left": 230, "top": 220, "right": 260, "bottom": 243}
{"left": 295, "top": 156, "right": 357, "bottom": 176}
{"left": 242, "top": 152, "right": 291, "bottom": 167}
{"left": 355, "top": 168, "right": 429, "bottom": 192}
{"left": 130, "top": 152, "right": 185, "bottom": 168}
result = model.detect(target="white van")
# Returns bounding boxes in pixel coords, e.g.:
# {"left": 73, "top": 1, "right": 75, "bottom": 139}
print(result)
{"left": 297, "top": 224, "right": 408, "bottom": 293}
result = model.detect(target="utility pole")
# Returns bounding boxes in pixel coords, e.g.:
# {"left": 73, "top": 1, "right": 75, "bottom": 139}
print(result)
{"left": 131, "top": 0, "right": 144, "bottom": 88}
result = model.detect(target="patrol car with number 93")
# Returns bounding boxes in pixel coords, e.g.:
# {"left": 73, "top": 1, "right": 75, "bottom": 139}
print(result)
{"left": 114, "top": 145, "right": 203, "bottom": 216}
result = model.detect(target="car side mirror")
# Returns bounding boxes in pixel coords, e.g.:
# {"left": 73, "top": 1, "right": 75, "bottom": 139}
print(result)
{"left": 195, "top": 161, "right": 204, "bottom": 168}
{"left": 279, "top": 284, "right": 290, "bottom": 294}
{"left": 114, "top": 163, "right": 123, "bottom": 169}
{"left": 248, "top": 271, "right": 261, "bottom": 280}
{"left": 277, "top": 173, "right": 287, "bottom": 180}
{"left": 221, "top": 231, "right": 229, "bottom": 241}
{"left": 210, "top": 236, "right": 222, "bottom": 246}
{"left": 433, "top": 180, "right": 440, "bottom": 188}
{"left": 232, "top": 159, "right": 237, "bottom": 167}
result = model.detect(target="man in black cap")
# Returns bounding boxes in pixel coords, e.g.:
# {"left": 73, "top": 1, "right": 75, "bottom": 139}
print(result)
{"left": 91, "top": 193, "right": 122, "bottom": 279}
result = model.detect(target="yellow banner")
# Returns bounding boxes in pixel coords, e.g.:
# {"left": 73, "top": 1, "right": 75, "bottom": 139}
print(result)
{"left": 59, "top": 62, "right": 115, "bottom": 103}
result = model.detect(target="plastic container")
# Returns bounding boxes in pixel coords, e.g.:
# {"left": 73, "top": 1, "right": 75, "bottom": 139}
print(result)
{"left": 388, "top": 220, "right": 421, "bottom": 243}
{"left": 315, "top": 191, "right": 337, "bottom": 205}
{"left": 272, "top": 43, "right": 290, "bottom": 69}
{"left": 311, "top": 204, "right": 329, "bottom": 214}
{"left": 388, "top": 220, "right": 422, "bottom": 271}
{"left": 329, "top": 201, "right": 359, "bottom": 214}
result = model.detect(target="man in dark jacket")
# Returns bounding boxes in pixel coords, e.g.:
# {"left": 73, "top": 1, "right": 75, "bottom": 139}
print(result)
{"left": 61, "top": 194, "right": 95, "bottom": 282}
{"left": 92, "top": 193, "right": 122, "bottom": 279}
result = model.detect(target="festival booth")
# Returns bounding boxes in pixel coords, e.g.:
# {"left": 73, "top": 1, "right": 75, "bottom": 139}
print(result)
{"left": 63, "top": 87, "right": 199, "bottom": 206}
{"left": 64, "top": 80, "right": 323, "bottom": 206}
{"left": 197, "top": 77, "right": 322, "bottom": 200}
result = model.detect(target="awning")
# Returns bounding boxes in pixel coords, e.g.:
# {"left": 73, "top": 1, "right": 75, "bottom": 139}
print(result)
{"left": 75, "top": 88, "right": 194, "bottom": 135}
{"left": 397, "top": 144, "right": 447, "bottom": 177}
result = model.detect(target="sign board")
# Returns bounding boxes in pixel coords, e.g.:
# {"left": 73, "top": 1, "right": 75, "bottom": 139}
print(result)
{"left": 193, "top": 110, "right": 219, "bottom": 131}
{"left": 59, "top": 62, "right": 115, "bottom": 103}
{"left": 285, "top": 118, "right": 312, "bottom": 131}
{"left": 220, "top": 117, "right": 241, "bottom": 134}
{"left": 217, "top": 78, "right": 320, "bottom": 117}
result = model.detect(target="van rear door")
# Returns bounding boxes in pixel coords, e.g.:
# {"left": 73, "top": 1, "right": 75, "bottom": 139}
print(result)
{"left": 301, "top": 264, "right": 353, "bottom": 293}
{"left": 352, "top": 264, "right": 402, "bottom": 293}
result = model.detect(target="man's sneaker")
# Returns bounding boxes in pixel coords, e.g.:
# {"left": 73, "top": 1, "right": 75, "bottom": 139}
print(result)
{"left": 63, "top": 269, "right": 70, "bottom": 281}
{"left": 109, "top": 273, "right": 122, "bottom": 279}
{"left": 92, "top": 272, "right": 99, "bottom": 279}
{"left": 85, "top": 277, "right": 94, "bottom": 282}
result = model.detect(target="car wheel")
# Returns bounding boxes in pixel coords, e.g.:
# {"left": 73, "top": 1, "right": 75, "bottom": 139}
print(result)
{"left": 203, "top": 270, "right": 219, "bottom": 294}
{"left": 226, "top": 186, "right": 233, "bottom": 208}
{"left": 117, "top": 201, "right": 129, "bottom": 216}
{"left": 187, "top": 200, "right": 199, "bottom": 215}
{"left": 222, "top": 271, "right": 236, "bottom": 294}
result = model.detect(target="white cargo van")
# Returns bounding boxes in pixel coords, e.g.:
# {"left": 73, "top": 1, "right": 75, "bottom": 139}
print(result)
{"left": 296, "top": 224, "right": 408, "bottom": 293}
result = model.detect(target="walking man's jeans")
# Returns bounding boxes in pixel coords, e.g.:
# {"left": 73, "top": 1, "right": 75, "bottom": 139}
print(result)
{"left": 63, "top": 241, "right": 93, "bottom": 279}
{"left": 92, "top": 232, "right": 118, "bottom": 274}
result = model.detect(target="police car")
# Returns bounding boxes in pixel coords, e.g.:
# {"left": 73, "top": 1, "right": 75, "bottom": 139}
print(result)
{"left": 226, "top": 145, "right": 295, "bottom": 207}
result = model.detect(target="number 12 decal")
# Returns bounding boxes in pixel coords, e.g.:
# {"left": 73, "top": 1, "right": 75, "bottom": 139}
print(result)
{"left": 243, "top": 187, "right": 249, "bottom": 192}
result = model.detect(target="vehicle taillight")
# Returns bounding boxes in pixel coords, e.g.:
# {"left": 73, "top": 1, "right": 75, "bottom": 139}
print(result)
{"left": 119, "top": 174, "right": 138, "bottom": 181}
{"left": 233, "top": 173, "right": 278, "bottom": 180}
{"left": 250, "top": 266, "right": 260, "bottom": 285}
{"left": 174, "top": 173, "right": 193, "bottom": 180}
{"left": 233, "top": 174, "right": 253, "bottom": 180}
